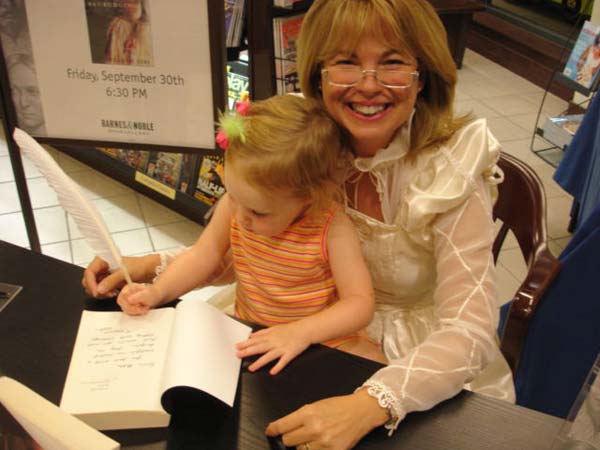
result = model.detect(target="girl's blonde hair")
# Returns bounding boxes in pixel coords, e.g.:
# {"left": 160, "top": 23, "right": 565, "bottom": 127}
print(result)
{"left": 224, "top": 95, "right": 347, "bottom": 213}
{"left": 297, "top": 0, "right": 472, "bottom": 156}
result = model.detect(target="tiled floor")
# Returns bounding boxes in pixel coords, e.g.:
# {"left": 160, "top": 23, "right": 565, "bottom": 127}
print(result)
{"left": 0, "top": 49, "right": 574, "bottom": 306}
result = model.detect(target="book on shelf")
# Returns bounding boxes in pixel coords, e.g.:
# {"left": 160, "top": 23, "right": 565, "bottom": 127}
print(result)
{"left": 563, "top": 20, "right": 600, "bottom": 92}
{"left": 541, "top": 114, "right": 584, "bottom": 149}
{"left": 273, "top": 13, "right": 304, "bottom": 95}
{"left": 225, "top": 0, "right": 246, "bottom": 48}
{"left": 194, "top": 154, "right": 226, "bottom": 207}
{"left": 0, "top": 376, "right": 119, "bottom": 450}
{"left": 97, "top": 147, "right": 150, "bottom": 173}
{"left": 59, "top": 300, "right": 251, "bottom": 431}
{"left": 145, "top": 152, "right": 185, "bottom": 190}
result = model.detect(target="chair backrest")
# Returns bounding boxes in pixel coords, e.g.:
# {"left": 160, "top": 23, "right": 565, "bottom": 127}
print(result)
{"left": 493, "top": 152, "right": 560, "bottom": 374}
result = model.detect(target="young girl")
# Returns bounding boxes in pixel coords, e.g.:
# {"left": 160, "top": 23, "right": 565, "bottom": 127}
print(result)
{"left": 117, "top": 95, "right": 382, "bottom": 374}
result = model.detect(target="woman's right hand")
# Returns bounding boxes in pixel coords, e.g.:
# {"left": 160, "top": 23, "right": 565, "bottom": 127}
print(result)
{"left": 81, "top": 254, "right": 160, "bottom": 298}
{"left": 265, "top": 389, "right": 390, "bottom": 450}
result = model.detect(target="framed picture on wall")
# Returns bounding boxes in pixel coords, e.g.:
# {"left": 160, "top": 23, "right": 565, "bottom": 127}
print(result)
{"left": 0, "top": 0, "right": 226, "bottom": 150}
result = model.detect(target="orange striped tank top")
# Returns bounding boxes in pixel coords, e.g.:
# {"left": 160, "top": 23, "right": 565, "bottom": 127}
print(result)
{"left": 231, "top": 205, "right": 339, "bottom": 327}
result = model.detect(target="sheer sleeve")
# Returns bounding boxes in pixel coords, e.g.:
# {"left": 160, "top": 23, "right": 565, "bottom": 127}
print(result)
{"left": 154, "top": 247, "right": 236, "bottom": 287}
{"left": 153, "top": 247, "right": 187, "bottom": 282}
{"left": 362, "top": 177, "right": 500, "bottom": 433}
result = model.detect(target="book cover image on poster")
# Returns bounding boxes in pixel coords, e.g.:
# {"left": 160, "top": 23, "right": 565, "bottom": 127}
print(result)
{"left": 146, "top": 152, "right": 184, "bottom": 189}
{"left": 194, "top": 154, "right": 225, "bottom": 206}
{"left": 563, "top": 20, "right": 600, "bottom": 91}
{"left": 84, "top": 0, "right": 155, "bottom": 66}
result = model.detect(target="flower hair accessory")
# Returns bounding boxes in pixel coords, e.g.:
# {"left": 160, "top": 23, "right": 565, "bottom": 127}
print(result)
{"left": 216, "top": 100, "right": 250, "bottom": 150}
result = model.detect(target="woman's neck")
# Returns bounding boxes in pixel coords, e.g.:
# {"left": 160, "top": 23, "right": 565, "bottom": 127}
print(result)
{"left": 345, "top": 173, "right": 384, "bottom": 221}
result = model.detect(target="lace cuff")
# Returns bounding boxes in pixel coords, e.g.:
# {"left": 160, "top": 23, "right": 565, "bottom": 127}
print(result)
{"left": 152, "top": 249, "right": 185, "bottom": 283}
{"left": 357, "top": 380, "right": 405, "bottom": 435}
{"left": 153, "top": 252, "right": 168, "bottom": 282}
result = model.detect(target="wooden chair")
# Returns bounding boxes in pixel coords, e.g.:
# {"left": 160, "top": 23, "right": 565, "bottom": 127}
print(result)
{"left": 493, "top": 152, "right": 561, "bottom": 374}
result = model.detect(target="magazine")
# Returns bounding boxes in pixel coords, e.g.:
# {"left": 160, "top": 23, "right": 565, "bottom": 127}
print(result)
{"left": 563, "top": 20, "right": 600, "bottom": 91}
{"left": 227, "top": 61, "right": 250, "bottom": 110}
{"left": 84, "top": 0, "right": 154, "bottom": 66}
{"left": 178, "top": 153, "right": 197, "bottom": 194}
{"left": 194, "top": 154, "right": 226, "bottom": 206}
{"left": 115, "top": 149, "right": 151, "bottom": 172}
{"left": 146, "top": 152, "right": 184, "bottom": 189}
{"left": 273, "top": 13, "right": 304, "bottom": 95}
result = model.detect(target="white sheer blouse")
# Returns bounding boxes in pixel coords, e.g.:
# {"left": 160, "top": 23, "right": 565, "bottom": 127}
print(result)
{"left": 350, "top": 117, "right": 515, "bottom": 433}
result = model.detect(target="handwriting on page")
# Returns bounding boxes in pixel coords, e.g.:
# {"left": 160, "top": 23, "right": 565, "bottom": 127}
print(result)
{"left": 87, "top": 327, "right": 157, "bottom": 370}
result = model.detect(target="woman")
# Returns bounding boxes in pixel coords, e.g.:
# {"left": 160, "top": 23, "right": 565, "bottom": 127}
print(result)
{"left": 83, "top": 0, "right": 515, "bottom": 448}
{"left": 104, "top": 0, "right": 153, "bottom": 66}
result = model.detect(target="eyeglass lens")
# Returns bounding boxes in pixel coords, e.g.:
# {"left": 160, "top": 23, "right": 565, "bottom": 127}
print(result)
{"left": 325, "top": 67, "right": 416, "bottom": 87}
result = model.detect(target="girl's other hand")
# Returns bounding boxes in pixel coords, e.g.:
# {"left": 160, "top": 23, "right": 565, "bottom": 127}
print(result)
{"left": 235, "top": 322, "right": 312, "bottom": 375}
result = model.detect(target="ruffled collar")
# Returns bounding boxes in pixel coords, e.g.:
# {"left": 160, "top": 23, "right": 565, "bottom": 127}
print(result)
{"left": 352, "top": 109, "right": 415, "bottom": 173}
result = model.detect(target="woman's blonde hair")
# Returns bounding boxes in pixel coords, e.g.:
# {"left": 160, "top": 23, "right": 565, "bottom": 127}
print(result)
{"left": 297, "top": 0, "right": 472, "bottom": 156}
{"left": 224, "top": 95, "right": 347, "bottom": 213}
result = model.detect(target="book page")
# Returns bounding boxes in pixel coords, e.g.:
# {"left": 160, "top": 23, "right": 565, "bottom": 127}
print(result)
{"left": 161, "top": 300, "right": 251, "bottom": 407}
{"left": 60, "top": 309, "right": 174, "bottom": 419}
{"left": 1, "top": 377, "right": 119, "bottom": 450}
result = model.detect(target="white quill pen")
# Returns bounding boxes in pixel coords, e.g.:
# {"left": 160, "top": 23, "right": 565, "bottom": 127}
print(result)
{"left": 12, "top": 128, "right": 133, "bottom": 286}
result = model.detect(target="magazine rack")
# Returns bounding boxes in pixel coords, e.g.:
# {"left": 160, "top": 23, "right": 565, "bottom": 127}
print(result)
{"left": 0, "top": 0, "right": 228, "bottom": 251}
{"left": 531, "top": 19, "right": 599, "bottom": 168}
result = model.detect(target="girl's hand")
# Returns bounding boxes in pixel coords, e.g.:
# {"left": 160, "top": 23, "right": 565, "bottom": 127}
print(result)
{"left": 82, "top": 255, "right": 160, "bottom": 298}
{"left": 265, "top": 390, "right": 390, "bottom": 450}
{"left": 116, "top": 282, "right": 162, "bottom": 315}
{"left": 235, "top": 322, "right": 312, "bottom": 375}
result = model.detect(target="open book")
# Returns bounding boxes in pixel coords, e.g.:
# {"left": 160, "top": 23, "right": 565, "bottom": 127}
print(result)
{"left": 60, "top": 299, "right": 251, "bottom": 431}
{"left": 0, "top": 376, "right": 119, "bottom": 450}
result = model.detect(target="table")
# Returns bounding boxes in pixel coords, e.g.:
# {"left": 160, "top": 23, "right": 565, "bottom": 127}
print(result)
{"left": 0, "top": 240, "right": 564, "bottom": 449}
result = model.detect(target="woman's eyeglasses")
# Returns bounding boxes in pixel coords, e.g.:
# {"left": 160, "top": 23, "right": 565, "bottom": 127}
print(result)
{"left": 321, "top": 67, "right": 419, "bottom": 89}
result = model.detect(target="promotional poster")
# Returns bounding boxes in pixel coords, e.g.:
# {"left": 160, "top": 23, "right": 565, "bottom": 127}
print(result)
{"left": 18, "top": 0, "right": 216, "bottom": 148}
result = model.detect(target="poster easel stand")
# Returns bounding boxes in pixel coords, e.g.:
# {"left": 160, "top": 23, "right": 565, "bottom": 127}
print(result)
{"left": 0, "top": 46, "right": 40, "bottom": 252}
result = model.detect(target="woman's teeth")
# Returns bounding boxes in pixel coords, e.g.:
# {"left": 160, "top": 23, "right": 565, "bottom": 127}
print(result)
{"left": 351, "top": 104, "right": 386, "bottom": 116}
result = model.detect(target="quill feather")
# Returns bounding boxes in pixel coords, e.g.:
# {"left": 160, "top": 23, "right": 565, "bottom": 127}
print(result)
{"left": 13, "top": 128, "right": 132, "bottom": 285}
